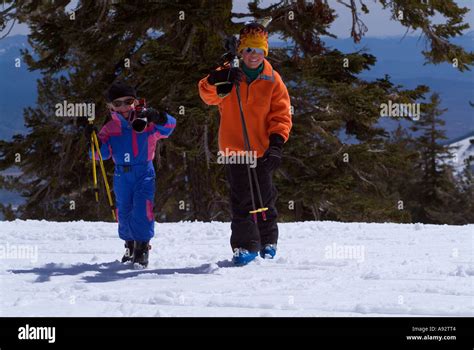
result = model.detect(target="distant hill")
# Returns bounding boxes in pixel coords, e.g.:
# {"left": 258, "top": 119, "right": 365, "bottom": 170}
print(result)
{"left": 445, "top": 130, "right": 474, "bottom": 175}
{"left": 0, "top": 35, "right": 40, "bottom": 141}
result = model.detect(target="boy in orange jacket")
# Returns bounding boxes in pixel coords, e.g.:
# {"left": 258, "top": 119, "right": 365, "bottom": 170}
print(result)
{"left": 198, "top": 22, "right": 292, "bottom": 265}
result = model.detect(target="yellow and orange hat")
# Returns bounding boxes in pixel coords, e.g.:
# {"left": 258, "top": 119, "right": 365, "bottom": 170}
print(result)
{"left": 237, "top": 22, "right": 269, "bottom": 57}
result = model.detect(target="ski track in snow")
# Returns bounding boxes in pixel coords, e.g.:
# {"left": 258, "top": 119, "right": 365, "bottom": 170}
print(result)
{"left": 0, "top": 220, "right": 472, "bottom": 317}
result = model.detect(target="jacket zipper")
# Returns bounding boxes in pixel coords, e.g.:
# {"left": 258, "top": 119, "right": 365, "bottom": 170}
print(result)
{"left": 246, "top": 76, "right": 259, "bottom": 104}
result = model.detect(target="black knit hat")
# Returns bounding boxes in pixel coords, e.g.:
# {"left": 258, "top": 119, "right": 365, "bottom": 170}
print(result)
{"left": 106, "top": 81, "right": 137, "bottom": 102}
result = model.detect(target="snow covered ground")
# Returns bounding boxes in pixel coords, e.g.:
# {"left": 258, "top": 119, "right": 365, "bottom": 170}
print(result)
{"left": 0, "top": 220, "right": 472, "bottom": 317}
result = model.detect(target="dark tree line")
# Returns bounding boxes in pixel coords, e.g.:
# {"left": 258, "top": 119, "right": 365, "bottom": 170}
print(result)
{"left": 0, "top": 0, "right": 472, "bottom": 224}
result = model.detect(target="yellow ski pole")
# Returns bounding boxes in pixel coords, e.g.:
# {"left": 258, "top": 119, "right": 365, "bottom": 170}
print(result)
{"left": 91, "top": 130, "right": 116, "bottom": 221}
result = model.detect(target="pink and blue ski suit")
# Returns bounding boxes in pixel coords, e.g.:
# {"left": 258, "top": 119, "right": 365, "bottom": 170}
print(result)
{"left": 93, "top": 111, "right": 176, "bottom": 242}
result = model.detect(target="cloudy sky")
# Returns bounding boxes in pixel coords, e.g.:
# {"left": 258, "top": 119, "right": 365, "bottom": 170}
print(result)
{"left": 3, "top": 0, "right": 474, "bottom": 38}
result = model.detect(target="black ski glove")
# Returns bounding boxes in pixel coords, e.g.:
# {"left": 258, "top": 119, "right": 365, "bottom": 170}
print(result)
{"left": 208, "top": 67, "right": 243, "bottom": 97}
{"left": 139, "top": 108, "right": 168, "bottom": 126}
{"left": 132, "top": 108, "right": 167, "bottom": 133}
{"left": 85, "top": 124, "right": 102, "bottom": 152}
{"left": 85, "top": 124, "right": 98, "bottom": 141}
{"left": 207, "top": 67, "right": 243, "bottom": 86}
{"left": 262, "top": 134, "right": 285, "bottom": 172}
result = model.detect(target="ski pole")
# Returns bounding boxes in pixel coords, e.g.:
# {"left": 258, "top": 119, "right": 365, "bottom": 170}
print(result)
{"left": 89, "top": 126, "right": 116, "bottom": 221}
{"left": 231, "top": 57, "right": 268, "bottom": 222}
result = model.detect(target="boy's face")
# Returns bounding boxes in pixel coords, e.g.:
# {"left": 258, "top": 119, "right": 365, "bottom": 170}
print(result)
{"left": 108, "top": 96, "right": 136, "bottom": 115}
{"left": 241, "top": 48, "right": 265, "bottom": 69}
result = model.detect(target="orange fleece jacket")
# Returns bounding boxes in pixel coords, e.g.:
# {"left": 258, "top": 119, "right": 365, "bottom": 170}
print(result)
{"left": 198, "top": 59, "right": 292, "bottom": 158}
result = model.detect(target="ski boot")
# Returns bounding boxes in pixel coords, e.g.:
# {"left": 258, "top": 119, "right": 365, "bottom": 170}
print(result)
{"left": 260, "top": 244, "right": 277, "bottom": 259}
{"left": 232, "top": 248, "right": 258, "bottom": 266}
{"left": 132, "top": 241, "right": 151, "bottom": 268}
{"left": 121, "top": 240, "right": 135, "bottom": 263}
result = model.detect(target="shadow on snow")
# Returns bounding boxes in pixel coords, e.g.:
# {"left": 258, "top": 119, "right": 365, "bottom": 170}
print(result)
{"left": 10, "top": 259, "right": 237, "bottom": 283}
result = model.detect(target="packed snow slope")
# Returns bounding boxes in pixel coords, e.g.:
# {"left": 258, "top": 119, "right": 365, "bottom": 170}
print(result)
{"left": 0, "top": 220, "right": 472, "bottom": 317}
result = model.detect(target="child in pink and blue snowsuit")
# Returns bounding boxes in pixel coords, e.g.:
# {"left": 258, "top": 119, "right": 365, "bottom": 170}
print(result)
{"left": 88, "top": 82, "right": 176, "bottom": 267}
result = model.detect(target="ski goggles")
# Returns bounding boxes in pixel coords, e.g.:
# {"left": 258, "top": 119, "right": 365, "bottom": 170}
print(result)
{"left": 241, "top": 47, "right": 265, "bottom": 55}
{"left": 111, "top": 98, "right": 135, "bottom": 107}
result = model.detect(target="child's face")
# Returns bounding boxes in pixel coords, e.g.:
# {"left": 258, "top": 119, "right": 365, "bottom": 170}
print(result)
{"left": 108, "top": 96, "right": 136, "bottom": 115}
{"left": 241, "top": 48, "right": 264, "bottom": 69}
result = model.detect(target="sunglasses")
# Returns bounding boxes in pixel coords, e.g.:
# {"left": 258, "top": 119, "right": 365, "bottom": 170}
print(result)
{"left": 242, "top": 47, "right": 265, "bottom": 55}
{"left": 111, "top": 98, "right": 135, "bottom": 107}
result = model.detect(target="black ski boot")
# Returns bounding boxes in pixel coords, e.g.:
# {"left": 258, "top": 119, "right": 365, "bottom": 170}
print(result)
{"left": 132, "top": 241, "right": 150, "bottom": 268}
{"left": 121, "top": 240, "right": 135, "bottom": 263}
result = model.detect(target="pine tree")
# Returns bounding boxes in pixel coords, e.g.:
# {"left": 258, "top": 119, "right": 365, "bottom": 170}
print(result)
{"left": 0, "top": 0, "right": 472, "bottom": 223}
{"left": 245, "top": 1, "right": 433, "bottom": 222}
{"left": 0, "top": 0, "right": 238, "bottom": 221}
{"left": 409, "top": 93, "right": 460, "bottom": 223}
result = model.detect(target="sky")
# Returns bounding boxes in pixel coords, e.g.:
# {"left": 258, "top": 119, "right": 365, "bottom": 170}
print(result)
{"left": 2, "top": 0, "right": 474, "bottom": 38}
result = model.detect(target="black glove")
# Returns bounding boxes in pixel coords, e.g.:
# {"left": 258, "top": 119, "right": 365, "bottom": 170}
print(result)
{"left": 85, "top": 124, "right": 101, "bottom": 151}
{"left": 261, "top": 134, "right": 285, "bottom": 172}
{"left": 85, "top": 124, "right": 98, "bottom": 141}
{"left": 132, "top": 108, "right": 168, "bottom": 132}
{"left": 139, "top": 108, "right": 168, "bottom": 126}
{"left": 207, "top": 67, "right": 243, "bottom": 86}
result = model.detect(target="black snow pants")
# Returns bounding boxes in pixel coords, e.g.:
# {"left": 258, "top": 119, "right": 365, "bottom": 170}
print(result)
{"left": 225, "top": 159, "right": 279, "bottom": 253}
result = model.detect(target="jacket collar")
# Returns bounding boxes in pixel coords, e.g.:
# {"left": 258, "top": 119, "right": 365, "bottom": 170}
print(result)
{"left": 258, "top": 58, "right": 275, "bottom": 82}
{"left": 241, "top": 58, "right": 275, "bottom": 83}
